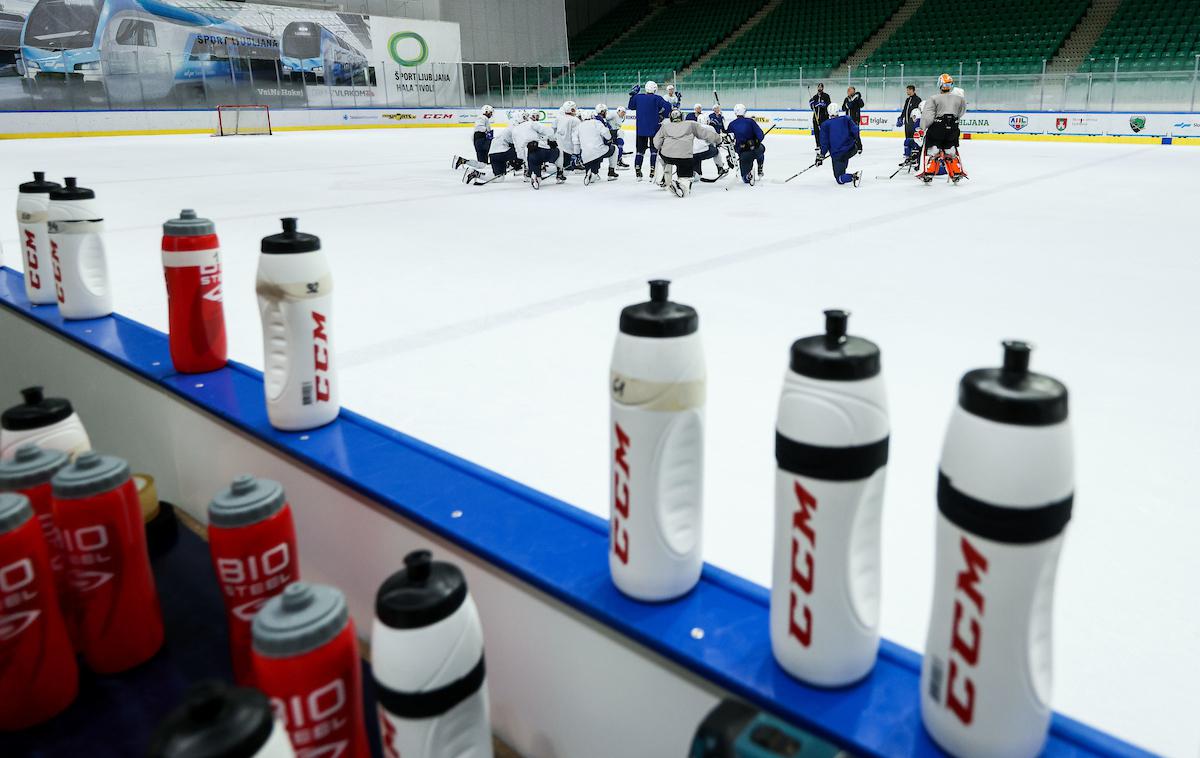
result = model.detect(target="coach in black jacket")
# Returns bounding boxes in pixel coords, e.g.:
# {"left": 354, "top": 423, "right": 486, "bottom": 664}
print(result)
{"left": 897, "top": 85, "right": 922, "bottom": 135}
{"left": 843, "top": 87, "right": 864, "bottom": 121}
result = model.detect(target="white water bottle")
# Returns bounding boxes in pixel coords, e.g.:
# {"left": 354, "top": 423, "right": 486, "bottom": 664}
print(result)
{"left": 148, "top": 680, "right": 296, "bottom": 758}
{"left": 770, "top": 310, "right": 888, "bottom": 687}
{"left": 372, "top": 550, "right": 492, "bottom": 758}
{"left": 16, "top": 172, "right": 61, "bottom": 304}
{"left": 47, "top": 177, "right": 112, "bottom": 320}
{"left": 921, "top": 341, "right": 1072, "bottom": 758}
{"left": 256, "top": 218, "right": 338, "bottom": 431}
{"left": 609, "top": 280, "right": 705, "bottom": 601}
{"left": 1, "top": 386, "right": 91, "bottom": 461}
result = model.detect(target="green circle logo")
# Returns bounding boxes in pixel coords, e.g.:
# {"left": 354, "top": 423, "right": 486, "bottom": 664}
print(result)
{"left": 388, "top": 32, "right": 428, "bottom": 66}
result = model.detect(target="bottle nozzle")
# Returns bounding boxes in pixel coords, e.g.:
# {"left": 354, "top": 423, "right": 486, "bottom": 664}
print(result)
{"left": 823, "top": 309, "right": 849, "bottom": 346}
{"left": 33, "top": 171, "right": 45, "bottom": 182}
{"left": 20, "top": 386, "right": 44, "bottom": 405}
{"left": 404, "top": 550, "right": 433, "bottom": 582}
{"left": 179, "top": 209, "right": 197, "bottom": 220}
{"left": 64, "top": 177, "right": 77, "bottom": 188}
{"left": 1002, "top": 340, "right": 1032, "bottom": 373}
{"left": 648, "top": 279, "right": 670, "bottom": 303}
{"left": 281, "top": 582, "right": 314, "bottom": 612}
{"left": 230, "top": 475, "right": 256, "bottom": 496}
{"left": 281, "top": 217, "right": 298, "bottom": 234}
{"left": 75, "top": 451, "right": 101, "bottom": 470}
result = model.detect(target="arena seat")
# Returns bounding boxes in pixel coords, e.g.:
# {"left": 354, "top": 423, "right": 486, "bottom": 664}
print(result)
{"left": 865, "top": 0, "right": 1090, "bottom": 76}
{"left": 569, "top": 0, "right": 652, "bottom": 63}
{"left": 1079, "top": 0, "right": 1200, "bottom": 72}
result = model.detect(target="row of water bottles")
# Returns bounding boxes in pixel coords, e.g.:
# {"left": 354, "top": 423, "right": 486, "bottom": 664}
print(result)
{"left": 14, "top": 171, "right": 338, "bottom": 431}
{"left": 611, "top": 282, "right": 1072, "bottom": 758}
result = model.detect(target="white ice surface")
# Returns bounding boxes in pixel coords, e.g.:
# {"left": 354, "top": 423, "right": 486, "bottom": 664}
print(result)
{"left": 2, "top": 129, "right": 1198, "bottom": 756}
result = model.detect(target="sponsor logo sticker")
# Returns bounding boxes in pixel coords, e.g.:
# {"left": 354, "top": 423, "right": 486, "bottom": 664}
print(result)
{"left": 1129, "top": 116, "right": 1146, "bottom": 133}
{"left": 388, "top": 31, "right": 429, "bottom": 67}
{"left": 1055, "top": 117, "right": 1067, "bottom": 132}
{"left": 1009, "top": 115, "right": 1029, "bottom": 131}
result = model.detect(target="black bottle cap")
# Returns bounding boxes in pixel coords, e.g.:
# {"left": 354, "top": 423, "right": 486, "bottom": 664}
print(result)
{"left": 958, "top": 341, "right": 1068, "bottom": 426}
{"left": 789, "top": 310, "right": 881, "bottom": 380}
{"left": 48, "top": 177, "right": 95, "bottom": 201}
{"left": 375, "top": 550, "right": 468, "bottom": 630}
{"left": 146, "top": 681, "right": 275, "bottom": 758}
{"left": 261, "top": 217, "right": 320, "bottom": 254}
{"left": 19, "top": 171, "right": 61, "bottom": 194}
{"left": 618, "top": 280, "right": 699, "bottom": 338}
{"left": 1, "top": 386, "right": 74, "bottom": 431}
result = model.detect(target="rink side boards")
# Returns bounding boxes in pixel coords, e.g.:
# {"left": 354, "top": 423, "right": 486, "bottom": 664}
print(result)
{"left": 0, "top": 267, "right": 1154, "bottom": 758}
{"left": 1, "top": 107, "right": 1198, "bottom": 144}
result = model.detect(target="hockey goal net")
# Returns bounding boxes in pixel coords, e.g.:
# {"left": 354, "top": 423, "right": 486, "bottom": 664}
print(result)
{"left": 215, "top": 105, "right": 272, "bottom": 136}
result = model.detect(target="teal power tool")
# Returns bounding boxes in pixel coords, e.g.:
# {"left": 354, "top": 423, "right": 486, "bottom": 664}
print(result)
{"left": 689, "top": 700, "right": 850, "bottom": 758}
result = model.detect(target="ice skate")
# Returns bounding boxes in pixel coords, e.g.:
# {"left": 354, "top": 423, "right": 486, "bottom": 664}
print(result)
{"left": 852, "top": 171, "right": 862, "bottom": 187}
{"left": 608, "top": 168, "right": 619, "bottom": 181}
{"left": 530, "top": 173, "right": 540, "bottom": 190}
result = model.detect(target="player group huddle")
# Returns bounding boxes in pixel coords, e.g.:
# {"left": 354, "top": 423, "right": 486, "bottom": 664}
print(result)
{"left": 452, "top": 74, "right": 970, "bottom": 196}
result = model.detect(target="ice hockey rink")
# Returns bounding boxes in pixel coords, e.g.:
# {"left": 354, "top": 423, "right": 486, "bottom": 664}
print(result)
{"left": 2, "top": 127, "right": 1197, "bottom": 756}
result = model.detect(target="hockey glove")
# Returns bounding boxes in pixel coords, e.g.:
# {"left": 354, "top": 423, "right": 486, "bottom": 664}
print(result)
{"left": 548, "top": 140, "right": 558, "bottom": 149}
{"left": 629, "top": 84, "right": 641, "bottom": 96}
{"left": 815, "top": 153, "right": 825, "bottom": 166}
{"left": 486, "top": 130, "right": 494, "bottom": 140}
{"left": 896, "top": 116, "right": 903, "bottom": 127}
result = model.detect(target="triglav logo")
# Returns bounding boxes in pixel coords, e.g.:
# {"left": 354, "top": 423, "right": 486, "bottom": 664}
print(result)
{"left": 1129, "top": 116, "right": 1146, "bottom": 133}
{"left": 1009, "top": 115, "right": 1029, "bottom": 131}
{"left": 388, "top": 31, "right": 428, "bottom": 67}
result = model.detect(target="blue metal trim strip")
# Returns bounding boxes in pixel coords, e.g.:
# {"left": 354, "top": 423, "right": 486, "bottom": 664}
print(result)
{"left": 0, "top": 106, "right": 1197, "bottom": 116}
{"left": 0, "top": 267, "right": 1152, "bottom": 758}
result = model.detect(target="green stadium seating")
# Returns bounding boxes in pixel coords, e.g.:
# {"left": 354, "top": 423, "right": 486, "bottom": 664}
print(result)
{"left": 865, "top": 0, "right": 1090, "bottom": 76}
{"left": 571, "top": 0, "right": 767, "bottom": 87}
{"left": 1079, "top": 0, "right": 1200, "bottom": 72}
{"left": 690, "top": 0, "right": 902, "bottom": 84}
{"left": 569, "top": 0, "right": 651, "bottom": 63}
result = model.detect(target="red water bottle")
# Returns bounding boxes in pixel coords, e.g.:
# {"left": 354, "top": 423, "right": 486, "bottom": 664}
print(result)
{"left": 208, "top": 475, "right": 299, "bottom": 686}
{"left": 52, "top": 451, "right": 164, "bottom": 673}
{"left": 252, "top": 582, "right": 369, "bottom": 758}
{"left": 0, "top": 492, "right": 78, "bottom": 729}
{"left": 0, "top": 444, "right": 77, "bottom": 646}
{"left": 162, "top": 209, "right": 226, "bottom": 374}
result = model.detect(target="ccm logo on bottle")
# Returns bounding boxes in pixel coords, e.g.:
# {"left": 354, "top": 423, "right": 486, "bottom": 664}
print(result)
{"left": 611, "top": 423, "right": 631, "bottom": 565}
{"left": 312, "top": 311, "right": 332, "bottom": 403}
{"left": 23, "top": 230, "right": 41, "bottom": 289}
{"left": 944, "top": 536, "right": 989, "bottom": 725}
{"left": 51, "top": 240, "right": 65, "bottom": 303}
{"left": 787, "top": 482, "right": 817, "bottom": 647}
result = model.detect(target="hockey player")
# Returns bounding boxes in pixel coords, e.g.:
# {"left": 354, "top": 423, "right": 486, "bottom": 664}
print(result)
{"left": 628, "top": 80, "right": 672, "bottom": 181}
{"left": 474, "top": 104, "right": 494, "bottom": 162}
{"left": 896, "top": 85, "right": 922, "bottom": 167}
{"left": 653, "top": 108, "right": 720, "bottom": 198}
{"left": 706, "top": 105, "right": 736, "bottom": 170}
{"left": 608, "top": 106, "right": 629, "bottom": 168}
{"left": 918, "top": 73, "right": 968, "bottom": 183}
{"left": 664, "top": 84, "right": 682, "bottom": 111}
{"left": 727, "top": 104, "right": 765, "bottom": 185}
{"left": 708, "top": 103, "right": 726, "bottom": 133}
{"left": 843, "top": 87, "right": 864, "bottom": 122}
{"left": 808, "top": 83, "right": 832, "bottom": 151}
{"left": 580, "top": 105, "right": 618, "bottom": 184}
{"left": 687, "top": 104, "right": 725, "bottom": 179}
{"left": 555, "top": 101, "right": 583, "bottom": 171}
{"left": 816, "top": 108, "right": 863, "bottom": 187}
{"left": 463, "top": 110, "right": 525, "bottom": 185}
{"left": 513, "top": 111, "right": 563, "bottom": 190}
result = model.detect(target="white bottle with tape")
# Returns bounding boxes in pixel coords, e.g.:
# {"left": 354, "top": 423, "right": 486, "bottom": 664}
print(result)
{"left": 921, "top": 341, "right": 1073, "bottom": 758}
{"left": 609, "top": 279, "right": 705, "bottom": 601}
{"left": 0, "top": 387, "right": 91, "bottom": 461}
{"left": 770, "top": 310, "right": 888, "bottom": 687}
{"left": 16, "top": 172, "right": 61, "bottom": 304}
{"left": 47, "top": 177, "right": 112, "bottom": 320}
{"left": 256, "top": 218, "right": 338, "bottom": 431}
{"left": 372, "top": 550, "right": 492, "bottom": 758}
{"left": 148, "top": 680, "right": 296, "bottom": 758}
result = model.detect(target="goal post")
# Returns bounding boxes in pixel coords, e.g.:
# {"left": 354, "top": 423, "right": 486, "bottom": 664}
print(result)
{"left": 215, "top": 105, "right": 272, "bottom": 136}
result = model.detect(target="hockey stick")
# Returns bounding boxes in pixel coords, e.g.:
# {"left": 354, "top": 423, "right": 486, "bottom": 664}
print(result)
{"left": 713, "top": 90, "right": 720, "bottom": 107}
{"left": 784, "top": 161, "right": 819, "bottom": 182}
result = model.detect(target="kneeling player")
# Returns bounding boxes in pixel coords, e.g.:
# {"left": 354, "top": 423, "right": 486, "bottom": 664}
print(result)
{"left": 652, "top": 109, "right": 720, "bottom": 197}
{"left": 580, "top": 105, "right": 618, "bottom": 184}
{"left": 816, "top": 109, "right": 862, "bottom": 186}
{"left": 919, "top": 74, "right": 968, "bottom": 183}
{"left": 727, "top": 104, "right": 765, "bottom": 185}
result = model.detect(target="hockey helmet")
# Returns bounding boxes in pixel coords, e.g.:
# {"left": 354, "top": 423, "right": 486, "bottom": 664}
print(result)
{"left": 562, "top": 100, "right": 577, "bottom": 114}
{"left": 595, "top": 103, "right": 607, "bottom": 114}
{"left": 670, "top": 109, "right": 683, "bottom": 123}
{"left": 734, "top": 103, "right": 747, "bottom": 116}
{"left": 481, "top": 104, "right": 494, "bottom": 116}
{"left": 910, "top": 108, "right": 922, "bottom": 122}
{"left": 938, "top": 73, "right": 954, "bottom": 92}
{"left": 693, "top": 103, "right": 703, "bottom": 113}
{"left": 645, "top": 80, "right": 658, "bottom": 93}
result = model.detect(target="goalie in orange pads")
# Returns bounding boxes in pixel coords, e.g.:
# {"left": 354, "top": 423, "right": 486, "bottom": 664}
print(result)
{"left": 918, "top": 74, "right": 968, "bottom": 183}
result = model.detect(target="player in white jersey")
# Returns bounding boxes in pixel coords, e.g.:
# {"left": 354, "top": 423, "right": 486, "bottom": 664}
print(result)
{"left": 513, "top": 111, "right": 564, "bottom": 189}
{"left": 579, "top": 105, "right": 619, "bottom": 184}
{"left": 554, "top": 100, "right": 583, "bottom": 172}
{"left": 608, "top": 106, "right": 629, "bottom": 167}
